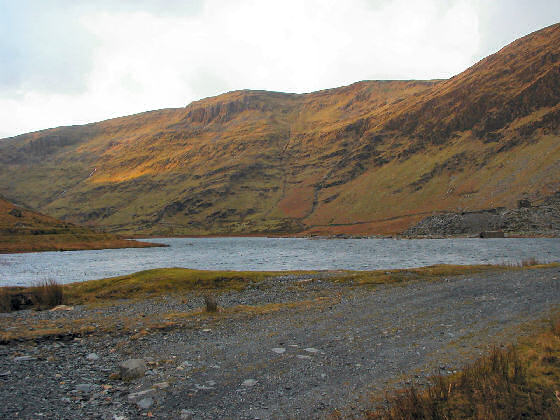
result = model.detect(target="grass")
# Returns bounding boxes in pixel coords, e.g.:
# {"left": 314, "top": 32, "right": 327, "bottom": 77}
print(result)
{"left": 367, "top": 316, "right": 560, "bottom": 420}
{"left": 0, "top": 279, "right": 64, "bottom": 312}
{"left": 0, "top": 197, "right": 163, "bottom": 253}
{"left": 329, "top": 262, "right": 559, "bottom": 287}
{"left": 62, "top": 264, "right": 534, "bottom": 304}
{"left": 0, "top": 288, "right": 10, "bottom": 312}
{"left": 32, "top": 279, "right": 64, "bottom": 309}
{"left": 61, "top": 268, "right": 298, "bottom": 304}
{"left": 2, "top": 262, "right": 554, "bottom": 310}
{"left": 0, "top": 233, "right": 163, "bottom": 253}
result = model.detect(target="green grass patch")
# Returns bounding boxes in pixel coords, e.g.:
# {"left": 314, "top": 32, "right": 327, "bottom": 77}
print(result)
{"left": 63, "top": 268, "right": 291, "bottom": 303}
{"left": 62, "top": 263, "right": 560, "bottom": 305}
{"left": 330, "top": 263, "right": 559, "bottom": 287}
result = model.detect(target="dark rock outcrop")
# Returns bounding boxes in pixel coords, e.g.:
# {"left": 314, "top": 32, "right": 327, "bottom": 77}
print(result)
{"left": 404, "top": 192, "right": 560, "bottom": 237}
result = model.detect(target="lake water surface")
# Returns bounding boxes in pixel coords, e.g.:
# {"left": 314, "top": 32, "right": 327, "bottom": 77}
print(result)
{"left": 1, "top": 237, "right": 559, "bottom": 286}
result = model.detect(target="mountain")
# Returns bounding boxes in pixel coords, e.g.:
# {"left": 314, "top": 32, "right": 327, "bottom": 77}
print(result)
{"left": 0, "top": 196, "right": 159, "bottom": 252}
{"left": 0, "top": 23, "right": 558, "bottom": 236}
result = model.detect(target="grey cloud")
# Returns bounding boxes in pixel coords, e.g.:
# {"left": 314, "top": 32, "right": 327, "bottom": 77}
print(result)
{"left": 0, "top": 0, "right": 204, "bottom": 98}
{"left": 0, "top": 1, "right": 96, "bottom": 97}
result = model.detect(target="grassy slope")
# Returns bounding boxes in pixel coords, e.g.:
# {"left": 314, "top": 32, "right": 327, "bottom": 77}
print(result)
{"left": 0, "top": 24, "right": 558, "bottom": 235}
{"left": 0, "top": 196, "right": 160, "bottom": 253}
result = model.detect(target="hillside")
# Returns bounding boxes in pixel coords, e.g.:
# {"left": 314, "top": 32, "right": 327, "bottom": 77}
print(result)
{"left": 0, "top": 196, "right": 159, "bottom": 253}
{"left": 0, "top": 23, "right": 558, "bottom": 236}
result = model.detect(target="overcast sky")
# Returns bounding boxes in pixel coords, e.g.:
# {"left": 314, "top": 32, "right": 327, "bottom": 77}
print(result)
{"left": 1, "top": 0, "right": 559, "bottom": 138}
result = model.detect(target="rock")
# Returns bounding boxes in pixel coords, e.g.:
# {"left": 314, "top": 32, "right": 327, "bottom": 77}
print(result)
{"left": 14, "top": 356, "right": 37, "bottom": 362}
{"left": 271, "top": 348, "right": 286, "bottom": 354}
{"left": 0, "top": 371, "right": 11, "bottom": 377}
{"left": 86, "top": 353, "right": 100, "bottom": 361}
{"left": 297, "top": 355, "right": 311, "bottom": 360}
{"left": 50, "top": 305, "right": 74, "bottom": 311}
{"left": 304, "top": 347, "right": 319, "bottom": 353}
{"left": 136, "top": 397, "right": 153, "bottom": 410}
{"left": 75, "top": 383, "right": 96, "bottom": 393}
{"left": 128, "top": 389, "right": 155, "bottom": 400}
{"left": 153, "top": 381, "right": 170, "bottom": 390}
{"left": 180, "top": 409, "right": 195, "bottom": 419}
{"left": 119, "top": 359, "right": 146, "bottom": 380}
{"left": 241, "top": 379, "right": 258, "bottom": 387}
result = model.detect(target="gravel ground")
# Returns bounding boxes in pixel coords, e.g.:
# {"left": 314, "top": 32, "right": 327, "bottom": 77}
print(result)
{"left": 1, "top": 267, "right": 559, "bottom": 419}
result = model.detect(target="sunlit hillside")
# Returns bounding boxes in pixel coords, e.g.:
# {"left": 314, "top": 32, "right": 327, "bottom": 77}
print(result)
{"left": 0, "top": 23, "right": 558, "bottom": 236}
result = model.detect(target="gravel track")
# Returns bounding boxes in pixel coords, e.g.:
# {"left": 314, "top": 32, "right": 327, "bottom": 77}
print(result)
{"left": 1, "top": 267, "right": 559, "bottom": 419}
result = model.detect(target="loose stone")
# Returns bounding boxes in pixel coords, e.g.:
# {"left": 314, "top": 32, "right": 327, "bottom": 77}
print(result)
{"left": 136, "top": 397, "right": 153, "bottom": 410}
{"left": 128, "top": 389, "right": 155, "bottom": 400}
{"left": 14, "top": 356, "right": 37, "bottom": 362}
{"left": 242, "top": 379, "right": 258, "bottom": 387}
{"left": 119, "top": 359, "right": 146, "bottom": 380}
{"left": 75, "top": 383, "right": 96, "bottom": 393}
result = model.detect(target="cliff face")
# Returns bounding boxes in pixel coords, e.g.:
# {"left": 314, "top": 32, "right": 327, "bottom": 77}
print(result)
{"left": 0, "top": 24, "right": 559, "bottom": 236}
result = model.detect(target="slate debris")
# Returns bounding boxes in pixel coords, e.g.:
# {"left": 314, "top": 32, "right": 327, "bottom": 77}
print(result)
{"left": 0, "top": 268, "right": 559, "bottom": 419}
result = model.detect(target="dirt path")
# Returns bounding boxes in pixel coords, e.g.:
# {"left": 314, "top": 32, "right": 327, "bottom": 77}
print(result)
{"left": 1, "top": 267, "right": 559, "bottom": 419}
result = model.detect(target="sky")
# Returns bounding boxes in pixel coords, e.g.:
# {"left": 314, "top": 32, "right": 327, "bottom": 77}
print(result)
{"left": 0, "top": 0, "right": 559, "bottom": 138}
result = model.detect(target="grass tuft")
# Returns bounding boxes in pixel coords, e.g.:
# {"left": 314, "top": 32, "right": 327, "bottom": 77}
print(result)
{"left": 0, "top": 288, "right": 11, "bottom": 312}
{"left": 204, "top": 294, "right": 218, "bottom": 312}
{"left": 368, "top": 316, "right": 560, "bottom": 420}
{"left": 31, "top": 279, "right": 64, "bottom": 309}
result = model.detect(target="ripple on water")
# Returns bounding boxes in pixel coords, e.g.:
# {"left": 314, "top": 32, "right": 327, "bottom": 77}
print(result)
{"left": 0, "top": 237, "right": 559, "bottom": 286}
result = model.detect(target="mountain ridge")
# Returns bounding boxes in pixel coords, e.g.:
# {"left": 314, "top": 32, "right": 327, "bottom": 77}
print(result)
{"left": 1, "top": 23, "right": 559, "bottom": 236}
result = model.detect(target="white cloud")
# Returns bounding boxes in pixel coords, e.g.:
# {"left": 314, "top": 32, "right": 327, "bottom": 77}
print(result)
{"left": 0, "top": 0, "right": 550, "bottom": 138}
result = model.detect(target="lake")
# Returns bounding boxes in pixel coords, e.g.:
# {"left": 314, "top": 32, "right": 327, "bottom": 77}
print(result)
{"left": 1, "top": 237, "right": 559, "bottom": 286}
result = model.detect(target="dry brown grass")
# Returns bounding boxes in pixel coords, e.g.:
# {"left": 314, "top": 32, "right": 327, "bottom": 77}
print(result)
{"left": 368, "top": 317, "right": 560, "bottom": 420}
{"left": 31, "top": 279, "right": 64, "bottom": 309}
{"left": 204, "top": 295, "right": 218, "bottom": 312}
{"left": 0, "top": 288, "right": 11, "bottom": 312}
